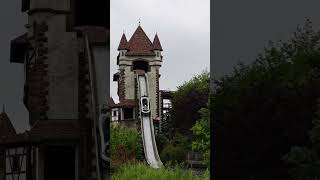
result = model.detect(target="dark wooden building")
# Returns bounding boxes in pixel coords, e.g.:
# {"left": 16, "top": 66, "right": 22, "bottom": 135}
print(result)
{"left": 1, "top": 1, "right": 110, "bottom": 180}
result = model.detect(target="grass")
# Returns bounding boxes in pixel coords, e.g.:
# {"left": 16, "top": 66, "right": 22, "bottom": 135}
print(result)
{"left": 111, "top": 162, "right": 209, "bottom": 180}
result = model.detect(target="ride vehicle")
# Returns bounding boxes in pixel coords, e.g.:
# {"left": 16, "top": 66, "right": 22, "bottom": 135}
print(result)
{"left": 141, "top": 96, "right": 151, "bottom": 114}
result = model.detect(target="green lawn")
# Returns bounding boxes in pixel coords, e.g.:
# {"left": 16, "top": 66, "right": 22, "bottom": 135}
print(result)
{"left": 111, "top": 162, "right": 209, "bottom": 180}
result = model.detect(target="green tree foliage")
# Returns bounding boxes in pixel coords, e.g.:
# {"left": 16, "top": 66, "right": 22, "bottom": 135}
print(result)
{"left": 171, "top": 70, "right": 210, "bottom": 134}
{"left": 283, "top": 99, "right": 320, "bottom": 180}
{"left": 191, "top": 101, "right": 210, "bottom": 167}
{"left": 213, "top": 18, "right": 320, "bottom": 180}
{"left": 160, "top": 113, "right": 173, "bottom": 139}
{"left": 110, "top": 125, "right": 143, "bottom": 169}
{"left": 158, "top": 71, "right": 210, "bottom": 166}
{"left": 156, "top": 113, "right": 172, "bottom": 151}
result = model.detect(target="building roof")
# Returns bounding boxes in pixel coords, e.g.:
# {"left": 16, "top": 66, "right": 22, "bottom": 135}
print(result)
{"left": 29, "top": 120, "right": 80, "bottom": 141}
{"left": 125, "top": 25, "right": 154, "bottom": 56}
{"left": 10, "top": 33, "right": 29, "bottom": 63}
{"left": 152, "top": 34, "right": 163, "bottom": 51}
{"left": 107, "top": 97, "right": 116, "bottom": 109}
{"left": 0, "top": 112, "right": 16, "bottom": 138}
{"left": 109, "top": 97, "right": 115, "bottom": 106}
{"left": 119, "top": 25, "right": 163, "bottom": 56}
{"left": 75, "top": 26, "right": 109, "bottom": 46}
{"left": 111, "top": 99, "right": 137, "bottom": 108}
{"left": 0, "top": 133, "right": 30, "bottom": 147}
{"left": 118, "top": 33, "right": 128, "bottom": 50}
{"left": 0, "top": 120, "right": 81, "bottom": 147}
{"left": 160, "top": 90, "right": 175, "bottom": 99}
{"left": 113, "top": 72, "right": 120, "bottom": 81}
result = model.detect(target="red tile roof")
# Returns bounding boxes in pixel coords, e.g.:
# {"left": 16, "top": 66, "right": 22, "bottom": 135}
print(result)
{"left": 0, "top": 112, "right": 16, "bottom": 138}
{"left": 152, "top": 34, "right": 163, "bottom": 51}
{"left": 109, "top": 97, "right": 115, "bottom": 106}
{"left": 122, "top": 25, "right": 157, "bottom": 56}
{"left": 118, "top": 33, "right": 128, "bottom": 50}
{"left": 107, "top": 97, "right": 116, "bottom": 109}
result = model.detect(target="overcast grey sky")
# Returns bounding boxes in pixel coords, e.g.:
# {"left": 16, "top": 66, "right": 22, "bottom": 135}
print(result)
{"left": 212, "top": 0, "right": 320, "bottom": 79}
{"left": 110, "top": 0, "right": 211, "bottom": 102}
{"left": 0, "top": 1, "right": 28, "bottom": 133}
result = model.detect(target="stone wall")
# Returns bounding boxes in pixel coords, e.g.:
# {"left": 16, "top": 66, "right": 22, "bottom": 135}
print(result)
{"left": 28, "top": 8, "right": 79, "bottom": 120}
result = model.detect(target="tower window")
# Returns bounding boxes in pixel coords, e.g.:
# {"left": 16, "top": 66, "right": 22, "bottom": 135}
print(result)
{"left": 133, "top": 61, "right": 148, "bottom": 72}
{"left": 157, "top": 52, "right": 160, "bottom": 57}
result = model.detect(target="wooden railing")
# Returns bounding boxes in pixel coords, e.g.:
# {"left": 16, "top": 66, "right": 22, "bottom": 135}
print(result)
{"left": 186, "top": 151, "right": 206, "bottom": 168}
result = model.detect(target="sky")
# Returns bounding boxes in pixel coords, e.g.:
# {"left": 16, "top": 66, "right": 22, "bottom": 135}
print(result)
{"left": 212, "top": 0, "right": 320, "bottom": 79}
{"left": 0, "top": 1, "right": 29, "bottom": 133}
{"left": 110, "top": 0, "right": 211, "bottom": 102}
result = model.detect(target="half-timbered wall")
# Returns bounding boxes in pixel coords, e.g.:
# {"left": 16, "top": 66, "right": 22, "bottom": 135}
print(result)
{"left": 5, "top": 147, "right": 27, "bottom": 180}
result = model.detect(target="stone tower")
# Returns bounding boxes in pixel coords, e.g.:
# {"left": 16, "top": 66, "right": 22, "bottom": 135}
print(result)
{"left": 8, "top": 1, "right": 109, "bottom": 180}
{"left": 113, "top": 25, "right": 163, "bottom": 126}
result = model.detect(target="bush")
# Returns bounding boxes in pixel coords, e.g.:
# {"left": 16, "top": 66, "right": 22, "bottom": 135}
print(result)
{"left": 191, "top": 105, "right": 210, "bottom": 168}
{"left": 203, "top": 168, "right": 210, "bottom": 180}
{"left": 110, "top": 125, "right": 143, "bottom": 169}
{"left": 160, "top": 143, "right": 187, "bottom": 165}
{"left": 111, "top": 162, "right": 201, "bottom": 180}
{"left": 172, "top": 132, "right": 190, "bottom": 149}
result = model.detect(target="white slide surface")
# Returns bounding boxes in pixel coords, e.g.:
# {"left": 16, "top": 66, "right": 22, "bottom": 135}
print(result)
{"left": 137, "top": 74, "right": 163, "bottom": 168}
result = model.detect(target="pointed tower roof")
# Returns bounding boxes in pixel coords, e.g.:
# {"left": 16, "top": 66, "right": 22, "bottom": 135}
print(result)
{"left": 125, "top": 25, "right": 155, "bottom": 56}
{"left": 152, "top": 34, "right": 163, "bottom": 51}
{"left": 118, "top": 33, "right": 128, "bottom": 50}
{"left": 0, "top": 111, "right": 16, "bottom": 137}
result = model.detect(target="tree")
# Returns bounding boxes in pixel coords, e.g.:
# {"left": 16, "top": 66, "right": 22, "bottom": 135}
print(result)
{"left": 191, "top": 98, "right": 210, "bottom": 168}
{"left": 171, "top": 70, "right": 210, "bottom": 135}
{"left": 283, "top": 99, "right": 320, "bottom": 180}
{"left": 213, "top": 18, "right": 320, "bottom": 180}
